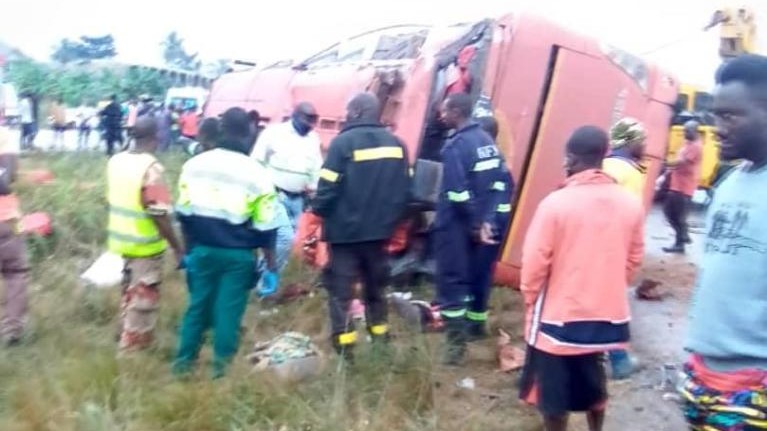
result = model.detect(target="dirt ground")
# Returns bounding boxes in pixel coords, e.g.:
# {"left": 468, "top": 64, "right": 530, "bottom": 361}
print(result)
{"left": 429, "top": 207, "right": 703, "bottom": 431}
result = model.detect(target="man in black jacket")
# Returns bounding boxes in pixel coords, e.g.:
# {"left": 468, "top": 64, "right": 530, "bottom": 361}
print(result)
{"left": 313, "top": 93, "right": 410, "bottom": 359}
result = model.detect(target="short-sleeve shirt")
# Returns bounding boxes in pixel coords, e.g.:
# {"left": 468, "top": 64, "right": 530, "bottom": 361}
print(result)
{"left": 670, "top": 140, "right": 703, "bottom": 197}
{"left": 141, "top": 162, "right": 172, "bottom": 216}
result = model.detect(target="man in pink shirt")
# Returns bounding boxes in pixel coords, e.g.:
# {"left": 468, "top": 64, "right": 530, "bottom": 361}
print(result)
{"left": 519, "top": 126, "right": 645, "bottom": 431}
{"left": 663, "top": 121, "right": 703, "bottom": 254}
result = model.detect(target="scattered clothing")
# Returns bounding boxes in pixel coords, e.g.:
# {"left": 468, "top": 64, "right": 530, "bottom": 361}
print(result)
{"left": 248, "top": 332, "right": 320, "bottom": 370}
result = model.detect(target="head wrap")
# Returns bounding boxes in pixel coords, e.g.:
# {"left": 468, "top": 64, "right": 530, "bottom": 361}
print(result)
{"left": 610, "top": 117, "right": 646, "bottom": 149}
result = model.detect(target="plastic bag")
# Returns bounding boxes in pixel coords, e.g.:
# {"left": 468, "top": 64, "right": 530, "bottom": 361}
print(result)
{"left": 80, "top": 251, "right": 124, "bottom": 289}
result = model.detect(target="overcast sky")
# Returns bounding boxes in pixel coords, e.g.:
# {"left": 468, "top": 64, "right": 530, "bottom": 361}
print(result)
{"left": 0, "top": 0, "right": 759, "bottom": 87}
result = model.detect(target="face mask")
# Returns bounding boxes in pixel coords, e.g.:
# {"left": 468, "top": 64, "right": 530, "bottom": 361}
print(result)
{"left": 292, "top": 116, "right": 312, "bottom": 136}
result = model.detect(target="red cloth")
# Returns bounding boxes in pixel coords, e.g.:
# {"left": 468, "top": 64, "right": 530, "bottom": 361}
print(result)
{"left": 20, "top": 212, "right": 52, "bottom": 236}
{"left": 445, "top": 46, "right": 476, "bottom": 96}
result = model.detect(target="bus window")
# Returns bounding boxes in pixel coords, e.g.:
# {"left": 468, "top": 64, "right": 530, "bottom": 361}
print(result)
{"left": 694, "top": 92, "right": 713, "bottom": 113}
{"left": 675, "top": 94, "right": 690, "bottom": 114}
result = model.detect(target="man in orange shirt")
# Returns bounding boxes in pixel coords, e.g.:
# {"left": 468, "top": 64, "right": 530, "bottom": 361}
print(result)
{"left": 519, "top": 126, "right": 644, "bottom": 431}
{"left": 663, "top": 120, "right": 703, "bottom": 254}
{"left": 180, "top": 108, "right": 199, "bottom": 140}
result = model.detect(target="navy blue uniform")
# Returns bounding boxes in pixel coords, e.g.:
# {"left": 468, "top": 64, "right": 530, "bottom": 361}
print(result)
{"left": 434, "top": 121, "right": 514, "bottom": 321}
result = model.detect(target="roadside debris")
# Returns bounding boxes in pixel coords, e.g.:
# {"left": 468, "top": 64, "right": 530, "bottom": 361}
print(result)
{"left": 497, "top": 329, "right": 525, "bottom": 372}
{"left": 20, "top": 169, "right": 55, "bottom": 185}
{"left": 20, "top": 212, "right": 52, "bottom": 236}
{"left": 80, "top": 251, "right": 124, "bottom": 289}
{"left": 247, "top": 332, "right": 322, "bottom": 381}
{"left": 388, "top": 291, "right": 444, "bottom": 332}
{"left": 636, "top": 279, "right": 664, "bottom": 301}
{"left": 456, "top": 377, "right": 476, "bottom": 390}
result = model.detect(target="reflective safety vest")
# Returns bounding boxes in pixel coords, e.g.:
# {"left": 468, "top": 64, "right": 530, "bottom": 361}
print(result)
{"left": 176, "top": 148, "right": 277, "bottom": 231}
{"left": 106, "top": 152, "right": 167, "bottom": 257}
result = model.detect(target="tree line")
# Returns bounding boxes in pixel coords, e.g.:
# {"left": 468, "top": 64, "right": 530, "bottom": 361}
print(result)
{"left": 4, "top": 32, "right": 227, "bottom": 107}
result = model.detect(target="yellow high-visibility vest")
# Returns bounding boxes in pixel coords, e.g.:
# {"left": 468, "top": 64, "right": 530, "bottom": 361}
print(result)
{"left": 106, "top": 152, "right": 167, "bottom": 257}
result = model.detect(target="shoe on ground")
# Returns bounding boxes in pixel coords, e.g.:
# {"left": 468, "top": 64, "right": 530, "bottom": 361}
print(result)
{"left": 662, "top": 245, "right": 685, "bottom": 254}
{"left": 610, "top": 354, "right": 639, "bottom": 380}
{"left": 466, "top": 322, "right": 490, "bottom": 342}
{"left": 442, "top": 344, "right": 467, "bottom": 366}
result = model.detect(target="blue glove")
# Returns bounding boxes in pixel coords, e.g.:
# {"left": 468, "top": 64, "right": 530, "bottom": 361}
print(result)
{"left": 257, "top": 270, "right": 280, "bottom": 298}
{"left": 177, "top": 255, "right": 189, "bottom": 270}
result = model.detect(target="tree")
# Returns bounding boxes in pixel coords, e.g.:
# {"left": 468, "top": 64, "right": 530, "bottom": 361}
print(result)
{"left": 79, "top": 35, "right": 117, "bottom": 60}
{"left": 162, "top": 32, "right": 200, "bottom": 71}
{"left": 51, "top": 39, "right": 82, "bottom": 64}
{"left": 6, "top": 59, "right": 170, "bottom": 107}
{"left": 6, "top": 60, "right": 54, "bottom": 98}
{"left": 121, "top": 67, "right": 170, "bottom": 100}
{"left": 51, "top": 34, "right": 117, "bottom": 64}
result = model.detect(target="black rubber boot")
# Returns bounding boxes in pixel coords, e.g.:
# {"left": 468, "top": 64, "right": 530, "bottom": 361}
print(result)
{"left": 332, "top": 333, "right": 356, "bottom": 364}
{"left": 466, "top": 320, "right": 489, "bottom": 342}
{"left": 662, "top": 244, "right": 685, "bottom": 254}
{"left": 442, "top": 317, "right": 468, "bottom": 366}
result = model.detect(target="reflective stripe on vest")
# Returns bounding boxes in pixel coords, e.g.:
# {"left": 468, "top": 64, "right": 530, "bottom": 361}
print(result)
{"left": 106, "top": 153, "right": 167, "bottom": 257}
{"left": 177, "top": 150, "right": 277, "bottom": 231}
{"left": 491, "top": 181, "right": 506, "bottom": 191}
{"left": 473, "top": 158, "right": 501, "bottom": 172}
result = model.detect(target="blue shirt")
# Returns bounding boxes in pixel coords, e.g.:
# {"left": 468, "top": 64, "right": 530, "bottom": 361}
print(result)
{"left": 685, "top": 163, "right": 767, "bottom": 371}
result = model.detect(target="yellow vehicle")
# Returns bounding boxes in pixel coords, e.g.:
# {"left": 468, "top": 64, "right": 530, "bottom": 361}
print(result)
{"left": 665, "top": 4, "right": 762, "bottom": 190}
{"left": 666, "top": 85, "right": 720, "bottom": 189}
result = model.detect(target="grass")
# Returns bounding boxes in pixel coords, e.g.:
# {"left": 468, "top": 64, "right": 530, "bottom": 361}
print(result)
{"left": 0, "top": 152, "right": 540, "bottom": 431}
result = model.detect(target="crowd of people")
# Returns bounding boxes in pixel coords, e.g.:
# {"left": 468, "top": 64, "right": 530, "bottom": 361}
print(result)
{"left": 0, "top": 53, "right": 765, "bottom": 431}
{"left": 13, "top": 93, "right": 203, "bottom": 155}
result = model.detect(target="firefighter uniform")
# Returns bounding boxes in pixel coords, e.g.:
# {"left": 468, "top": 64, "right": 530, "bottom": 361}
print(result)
{"left": 312, "top": 119, "right": 410, "bottom": 356}
{"left": 435, "top": 121, "right": 510, "bottom": 361}
{"left": 467, "top": 162, "right": 514, "bottom": 338}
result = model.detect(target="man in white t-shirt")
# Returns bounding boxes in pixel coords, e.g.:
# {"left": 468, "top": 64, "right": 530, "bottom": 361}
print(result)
{"left": 18, "top": 94, "right": 35, "bottom": 150}
{"left": 251, "top": 103, "right": 322, "bottom": 287}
